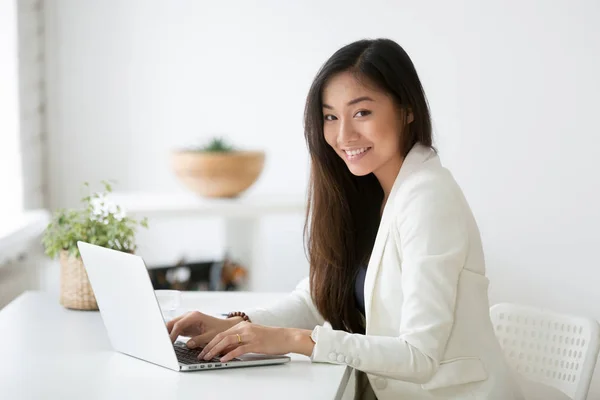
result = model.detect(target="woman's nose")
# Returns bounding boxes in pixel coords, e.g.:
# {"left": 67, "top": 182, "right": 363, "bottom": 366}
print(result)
{"left": 337, "top": 120, "right": 359, "bottom": 144}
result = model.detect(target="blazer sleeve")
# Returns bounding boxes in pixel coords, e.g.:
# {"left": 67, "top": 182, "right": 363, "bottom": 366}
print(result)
{"left": 244, "top": 277, "right": 326, "bottom": 330}
{"left": 309, "top": 173, "right": 469, "bottom": 383}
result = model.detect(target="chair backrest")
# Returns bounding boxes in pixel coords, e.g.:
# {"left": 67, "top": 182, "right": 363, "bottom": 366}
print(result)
{"left": 490, "top": 303, "right": 600, "bottom": 400}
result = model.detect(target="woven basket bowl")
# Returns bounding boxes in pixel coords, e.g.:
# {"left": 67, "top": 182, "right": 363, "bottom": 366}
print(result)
{"left": 59, "top": 250, "right": 98, "bottom": 311}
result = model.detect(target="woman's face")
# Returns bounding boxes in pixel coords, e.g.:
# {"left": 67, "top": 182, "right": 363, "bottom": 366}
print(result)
{"left": 322, "top": 71, "right": 409, "bottom": 180}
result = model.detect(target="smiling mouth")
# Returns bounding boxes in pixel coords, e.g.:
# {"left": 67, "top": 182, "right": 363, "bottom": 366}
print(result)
{"left": 343, "top": 147, "right": 371, "bottom": 160}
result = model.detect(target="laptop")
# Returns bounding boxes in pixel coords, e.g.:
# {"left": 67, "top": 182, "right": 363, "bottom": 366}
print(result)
{"left": 77, "top": 241, "right": 291, "bottom": 372}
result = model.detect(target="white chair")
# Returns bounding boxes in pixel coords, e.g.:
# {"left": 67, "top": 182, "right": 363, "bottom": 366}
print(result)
{"left": 490, "top": 303, "right": 600, "bottom": 400}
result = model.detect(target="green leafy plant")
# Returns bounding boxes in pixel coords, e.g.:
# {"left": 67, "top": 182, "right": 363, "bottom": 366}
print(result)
{"left": 42, "top": 181, "right": 148, "bottom": 259}
{"left": 189, "top": 137, "right": 234, "bottom": 153}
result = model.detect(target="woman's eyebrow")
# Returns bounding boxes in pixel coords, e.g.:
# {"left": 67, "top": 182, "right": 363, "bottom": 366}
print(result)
{"left": 322, "top": 96, "right": 375, "bottom": 110}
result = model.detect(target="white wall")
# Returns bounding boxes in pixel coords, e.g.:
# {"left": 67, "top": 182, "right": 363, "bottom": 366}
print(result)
{"left": 45, "top": 0, "right": 600, "bottom": 391}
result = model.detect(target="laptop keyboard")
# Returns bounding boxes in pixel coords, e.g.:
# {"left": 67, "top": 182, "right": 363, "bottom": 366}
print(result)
{"left": 174, "top": 341, "right": 240, "bottom": 364}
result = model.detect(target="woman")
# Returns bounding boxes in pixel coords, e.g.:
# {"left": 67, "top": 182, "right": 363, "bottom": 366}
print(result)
{"left": 167, "top": 38, "right": 524, "bottom": 399}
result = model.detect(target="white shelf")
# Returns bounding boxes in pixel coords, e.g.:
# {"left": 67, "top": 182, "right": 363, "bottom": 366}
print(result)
{"left": 108, "top": 191, "right": 307, "bottom": 218}
{"left": 107, "top": 192, "right": 308, "bottom": 291}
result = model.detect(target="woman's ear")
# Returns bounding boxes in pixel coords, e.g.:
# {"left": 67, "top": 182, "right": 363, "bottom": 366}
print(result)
{"left": 406, "top": 108, "right": 414, "bottom": 124}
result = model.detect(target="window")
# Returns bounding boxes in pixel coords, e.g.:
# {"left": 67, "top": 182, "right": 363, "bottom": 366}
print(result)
{"left": 0, "top": 0, "right": 24, "bottom": 223}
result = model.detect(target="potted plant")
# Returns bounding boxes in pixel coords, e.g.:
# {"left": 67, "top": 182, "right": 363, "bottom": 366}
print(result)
{"left": 171, "top": 137, "right": 265, "bottom": 198}
{"left": 42, "top": 181, "right": 148, "bottom": 310}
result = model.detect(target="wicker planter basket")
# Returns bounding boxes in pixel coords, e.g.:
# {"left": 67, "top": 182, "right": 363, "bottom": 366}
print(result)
{"left": 59, "top": 250, "right": 98, "bottom": 311}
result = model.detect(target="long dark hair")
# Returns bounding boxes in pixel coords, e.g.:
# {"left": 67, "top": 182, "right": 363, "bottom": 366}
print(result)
{"left": 304, "top": 38, "right": 433, "bottom": 334}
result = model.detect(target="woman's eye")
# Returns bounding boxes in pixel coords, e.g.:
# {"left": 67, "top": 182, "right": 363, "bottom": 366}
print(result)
{"left": 355, "top": 110, "right": 371, "bottom": 118}
{"left": 324, "top": 114, "right": 337, "bottom": 121}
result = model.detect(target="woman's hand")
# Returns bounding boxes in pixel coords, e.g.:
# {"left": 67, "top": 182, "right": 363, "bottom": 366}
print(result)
{"left": 198, "top": 321, "right": 315, "bottom": 362}
{"left": 166, "top": 311, "right": 242, "bottom": 348}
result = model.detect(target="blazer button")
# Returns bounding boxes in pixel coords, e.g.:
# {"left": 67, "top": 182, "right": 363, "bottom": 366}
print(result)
{"left": 353, "top": 358, "right": 361, "bottom": 368}
{"left": 374, "top": 377, "right": 388, "bottom": 390}
{"left": 345, "top": 356, "right": 352, "bottom": 364}
{"left": 328, "top": 352, "right": 337, "bottom": 361}
{"left": 336, "top": 354, "right": 345, "bottom": 363}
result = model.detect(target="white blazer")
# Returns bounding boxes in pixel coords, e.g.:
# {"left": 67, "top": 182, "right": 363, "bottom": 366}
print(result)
{"left": 247, "top": 144, "right": 524, "bottom": 400}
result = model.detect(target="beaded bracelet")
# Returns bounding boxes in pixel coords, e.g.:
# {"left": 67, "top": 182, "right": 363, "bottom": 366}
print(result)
{"left": 227, "top": 311, "right": 251, "bottom": 322}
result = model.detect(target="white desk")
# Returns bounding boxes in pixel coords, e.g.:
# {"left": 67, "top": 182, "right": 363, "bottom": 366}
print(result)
{"left": 0, "top": 291, "right": 350, "bottom": 400}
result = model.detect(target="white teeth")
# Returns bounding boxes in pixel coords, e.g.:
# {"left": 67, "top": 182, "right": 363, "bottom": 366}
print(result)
{"left": 345, "top": 147, "right": 370, "bottom": 156}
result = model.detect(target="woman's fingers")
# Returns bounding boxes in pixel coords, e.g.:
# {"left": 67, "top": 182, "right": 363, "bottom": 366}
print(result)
{"left": 199, "top": 330, "right": 226, "bottom": 358}
{"left": 199, "top": 321, "right": 250, "bottom": 358}
{"left": 186, "top": 331, "right": 215, "bottom": 349}
{"left": 202, "top": 334, "right": 239, "bottom": 360}
{"left": 169, "top": 312, "right": 199, "bottom": 342}
{"left": 166, "top": 314, "right": 186, "bottom": 333}
{"left": 220, "top": 344, "right": 238, "bottom": 355}
{"left": 200, "top": 333, "right": 241, "bottom": 360}
{"left": 221, "top": 344, "right": 253, "bottom": 362}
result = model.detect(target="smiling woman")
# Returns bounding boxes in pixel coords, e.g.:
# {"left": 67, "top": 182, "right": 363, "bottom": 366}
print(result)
{"left": 166, "top": 38, "right": 525, "bottom": 400}
{"left": 303, "top": 39, "right": 433, "bottom": 336}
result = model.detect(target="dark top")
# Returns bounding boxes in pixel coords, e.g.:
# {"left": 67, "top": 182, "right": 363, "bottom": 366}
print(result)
{"left": 354, "top": 265, "right": 368, "bottom": 315}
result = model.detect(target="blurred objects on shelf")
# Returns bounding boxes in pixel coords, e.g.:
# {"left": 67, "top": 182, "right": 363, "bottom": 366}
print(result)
{"left": 148, "top": 255, "right": 248, "bottom": 291}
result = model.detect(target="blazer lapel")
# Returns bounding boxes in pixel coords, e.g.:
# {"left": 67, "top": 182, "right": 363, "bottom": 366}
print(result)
{"left": 363, "top": 144, "right": 438, "bottom": 328}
